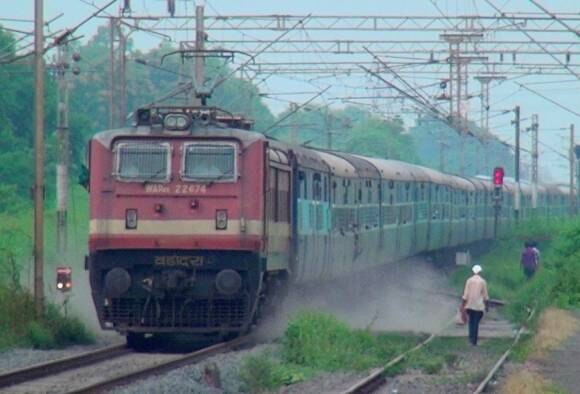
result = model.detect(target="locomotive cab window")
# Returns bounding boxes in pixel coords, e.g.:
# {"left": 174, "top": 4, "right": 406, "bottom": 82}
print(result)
{"left": 115, "top": 141, "right": 171, "bottom": 182}
{"left": 182, "top": 142, "right": 237, "bottom": 182}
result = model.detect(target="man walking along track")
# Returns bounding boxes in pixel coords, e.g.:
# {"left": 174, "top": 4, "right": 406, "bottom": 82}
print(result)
{"left": 461, "top": 264, "right": 489, "bottom": 346}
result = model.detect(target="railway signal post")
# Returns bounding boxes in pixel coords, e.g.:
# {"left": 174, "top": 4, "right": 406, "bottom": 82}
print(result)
{"left": 493, "top": 167, "right": 504, "bottom": 239}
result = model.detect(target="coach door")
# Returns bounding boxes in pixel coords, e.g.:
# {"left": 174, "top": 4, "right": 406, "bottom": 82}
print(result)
{"left": 266, "top": 149, "right": 292, "bottom": 273}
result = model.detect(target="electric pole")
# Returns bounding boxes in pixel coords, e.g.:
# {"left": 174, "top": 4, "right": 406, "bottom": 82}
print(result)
{"left": 194, "top": 1, "right": 205, "bottom": 105}
{"left": 570, "top": 124, "right": 576, "bottom": 214}
{"left": 108, "top": 17, "right": 116, "bottom": 128}
{"left": 513, "top": 105, "right": 521, "bottom": 221}
{"left": 325, "top": 108, "right": 332, "bottom": 149}
{"left": 34, "top": 0, "right": 45, "bottom": 319}
{"left": 54, "top": 45, "right": 81, "bottom": 258}
{"left": 531, "top": 114, "right": 539, "bottom": 212}
{"left": 55, "top": 44, "right": 70, "bottom": 257}
{"left": 290, "top": 103, "right": 298, "bottom": 145}
{"left": 475, "top": 74, "right": 506, "bottom": 175}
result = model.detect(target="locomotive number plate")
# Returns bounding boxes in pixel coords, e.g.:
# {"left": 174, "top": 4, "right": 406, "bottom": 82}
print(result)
{"left": 144, "top": 184, "right": 207, "bottom": 194}
{"left": 153, "top": 255, "right": 211, "bottom": 268}
{"left": 175, "top": 184, "right": 207, "bottom": 194}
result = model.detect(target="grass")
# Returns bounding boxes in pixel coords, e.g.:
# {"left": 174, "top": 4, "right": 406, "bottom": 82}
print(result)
{"left": 0, "top": 285, "right": 94, "bottom": 350}
{"left": 450, "top": 218, "right": 580, "bottom": 324}
{"left": 0, "top": 184, "right": 93, "bottom": 350}
{"left": 386, "top": 337, "right": 511, "bottom": 378}
{"left": 239, "top": 311, "right": 422, "bottom": 392}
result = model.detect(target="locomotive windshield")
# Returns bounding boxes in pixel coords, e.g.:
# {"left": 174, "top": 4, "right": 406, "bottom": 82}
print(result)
{"left": 182, "top": 143, "right": 236, "bottom": 182}
{"left": 115, "top": 142, "right": 170, "bottom": 182}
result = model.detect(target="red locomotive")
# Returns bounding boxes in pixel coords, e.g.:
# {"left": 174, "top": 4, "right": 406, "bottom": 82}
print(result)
{"left": 86, "top": 105, "right": 570, "bottom": 348}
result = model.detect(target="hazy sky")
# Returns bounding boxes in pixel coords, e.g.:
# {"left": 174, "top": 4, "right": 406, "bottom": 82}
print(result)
{"left": 3, "top": 1, "right": 580, "bottom": 182}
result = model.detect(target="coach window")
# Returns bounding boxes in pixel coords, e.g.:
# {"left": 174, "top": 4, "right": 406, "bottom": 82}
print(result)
{"left": 269, "top": 168, "right": 277, "bottom": 220}
{"left": 182, "top": 142, "right": 236, "bottom": 182}
{"left": 313, "top": 173, "right": 322, "bottom": 201}
{"left": 115, "top": 141, "right": 171, "bottom": 182}
{"left": 277, "top": 171, "right": 290, "bottom": 222}
{"left": 298, "top": 171, "right": 306, "bottom": 199}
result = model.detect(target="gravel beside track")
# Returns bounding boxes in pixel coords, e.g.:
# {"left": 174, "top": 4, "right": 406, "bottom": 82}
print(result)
{"left": 110, "top": 343, "right": 273, "bottom": 394}
{"left": 5, "top": 351, "right": 179, "bottom": 393}
{"left": 0, "top": 338, "right": 122, "bottom": 374}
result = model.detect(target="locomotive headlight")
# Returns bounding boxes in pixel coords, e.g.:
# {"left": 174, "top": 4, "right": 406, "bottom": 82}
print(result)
{"left": 163, "top": 113, "right": 191, "bottom": 131}
{"left": 215, "top": 269, "right": 242, "bottom": 296}
{"left": 215, "top": 209, "right": 228, "bottom": 230}
{"left": 125, "top": 209, "right": 138, "bottom": 229}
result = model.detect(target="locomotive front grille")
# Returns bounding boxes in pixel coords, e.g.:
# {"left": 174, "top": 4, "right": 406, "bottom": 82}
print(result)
{"left": 103, "top": 295, "right": 250, "bottom": 329}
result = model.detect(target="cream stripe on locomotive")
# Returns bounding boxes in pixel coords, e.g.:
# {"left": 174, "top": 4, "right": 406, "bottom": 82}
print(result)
{"left": 90, "top": 219, "right": 263, "bottom": 236}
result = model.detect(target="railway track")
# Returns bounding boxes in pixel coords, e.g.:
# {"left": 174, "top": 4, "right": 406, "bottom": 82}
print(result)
{"left": 341, "top": 334, "right": 436, "bottom": 394}
{"left": 0, "top": 336, "right": 250, "bottom": 393}
{"left": 342, "top": 308, "right": 534, "bottom": 394}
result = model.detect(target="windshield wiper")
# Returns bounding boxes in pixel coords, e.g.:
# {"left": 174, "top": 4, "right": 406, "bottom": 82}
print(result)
{"left": 205, "top": 170, "right": 234, "bottom": 187}
{"left": 141, "top": 167, "right": 167, "bottom": 185}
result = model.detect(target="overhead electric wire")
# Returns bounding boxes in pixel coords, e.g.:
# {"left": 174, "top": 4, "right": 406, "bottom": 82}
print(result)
{"left": 262, "top": 86, "right": 331, "bottom": 136}
{"left": 516, "top": 82, "right": 580, "bottom": 118}
{"left": 484, "top": 0, "right": 580, "bottom": 80}
{"left": 528, "top": 0, "right": 580, "bottom": 38}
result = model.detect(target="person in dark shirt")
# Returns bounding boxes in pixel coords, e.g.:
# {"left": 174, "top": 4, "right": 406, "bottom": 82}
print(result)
{"left": 521, "top": 241, "right": 539, "bottom": 279}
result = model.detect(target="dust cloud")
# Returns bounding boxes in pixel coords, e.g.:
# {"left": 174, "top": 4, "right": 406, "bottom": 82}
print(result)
{"left": 255, "top": 256, "right": 460, "bottom": 340}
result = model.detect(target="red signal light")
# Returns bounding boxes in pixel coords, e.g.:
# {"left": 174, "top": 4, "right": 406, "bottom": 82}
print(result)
{"left": 493, "top": 167, "right": 504, "bottom": 186}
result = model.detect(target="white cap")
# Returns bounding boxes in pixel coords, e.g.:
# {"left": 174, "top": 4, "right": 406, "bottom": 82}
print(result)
{"left": 472, "top": 264, "right": 482, "bottom": 274}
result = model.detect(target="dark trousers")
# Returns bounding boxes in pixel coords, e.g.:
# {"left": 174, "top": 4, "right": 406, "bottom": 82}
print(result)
{"left": 467, "top": 309, "right": 484, "bottom": 345}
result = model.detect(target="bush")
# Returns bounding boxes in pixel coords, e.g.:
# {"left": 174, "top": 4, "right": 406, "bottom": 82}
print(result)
{"left": 25, "top": 321, "right": 56, "bottom": 349}
{"left": 239, "top": 353, "right": 307, "bottom": 393}
{"left": 282, "top": 311, "right": 418, "bottom": 371}
{"left": 0, "top": 285, "right": 94, "bottom": 350}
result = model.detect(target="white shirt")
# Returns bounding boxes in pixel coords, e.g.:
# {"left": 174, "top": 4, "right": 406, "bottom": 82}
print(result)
{"left": 462, "top": 274, "right": 489, "bottom": 312}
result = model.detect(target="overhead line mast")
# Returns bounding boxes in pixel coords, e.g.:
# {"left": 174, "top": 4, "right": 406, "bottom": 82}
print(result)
{"left": 33, "top": 0, "right": 45, "bottom": 319}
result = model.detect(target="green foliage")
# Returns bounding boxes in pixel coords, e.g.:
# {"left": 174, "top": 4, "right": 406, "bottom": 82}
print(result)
{"left": 343, "top": 118, "right": 419, "bottom": 162}
{"left": 25, "top": 321, "right": 56, "bottom": 349}
{"left": 282, "top": 311, "right": 418, "bottom": 371}
{"left": 239, "top": 352, "right": 309, "bottom": 393}
{"left": 0, "top": 286, "right": 94, "bottom": 350}
{"left": 240, "top": 312, "right": 421, "bottom": 391}
{"left": 451, "top": 219, "right": 580, "bottom": 325}
{"left": 411, "top": 115, "right": 514, "bottom": 177}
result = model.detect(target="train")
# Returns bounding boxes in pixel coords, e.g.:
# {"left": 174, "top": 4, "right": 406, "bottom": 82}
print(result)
{"left": 85, "top": 105, "right": 571, "bottom": 347}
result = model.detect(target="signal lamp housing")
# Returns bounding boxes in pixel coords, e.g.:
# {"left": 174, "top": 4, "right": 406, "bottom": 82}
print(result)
{"left": 493, "top": 167, "right": 505, "bottom": 186}
{"left": 56, "top": 266, "right": 72, "bottom": 292}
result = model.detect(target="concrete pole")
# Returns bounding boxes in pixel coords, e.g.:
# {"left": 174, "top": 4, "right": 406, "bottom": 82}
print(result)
{"left": 514, "top": 105, "right": 521, "bottom": 220}
{"left": 325, "top": 108, "right": 332, "bottom": 149}
{"left": 290, "top": 103, "right": 298, "bottom": 145}
{"left": 34, "top": 0, "right": 45, "bottom": 319}
{"left": 56, "top": 44, "right": 69, "bottom": 257}
{"left": 531, "top": 114, "right": 538, "bottom": 210}
{"left": 118, "top": 26, "right": 127, "bottom": 126}
{"left": 109, "top": 17, "right": 115, "bottom": 128}
{"left": 570, "top": 124, "right": 576, "bottom": 214}
{"left": 194, "top": 2, "right": 205, "bottom": 105}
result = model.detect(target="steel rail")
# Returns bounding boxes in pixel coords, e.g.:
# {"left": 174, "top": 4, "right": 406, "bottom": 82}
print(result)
{"left": 341, "top": 334, "right": 436, "bottom": 394}
{"left": 0, "top": 344, "right": 130, "bottom": 389}
{"left": 473, "top": 308, "right": 536, "bottom": 394}
{"left": 68, "top": 335, "right": 250, "bottom": 394}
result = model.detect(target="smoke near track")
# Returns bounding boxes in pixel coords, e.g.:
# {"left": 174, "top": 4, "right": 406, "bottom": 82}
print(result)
{"left": 255, "top": 256, "right": 458, "bottom": 340}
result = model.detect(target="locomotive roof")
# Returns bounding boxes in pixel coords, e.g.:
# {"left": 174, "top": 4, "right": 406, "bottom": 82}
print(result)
{"left": 92, "top": 123, "right": 569, "bottom": 196}
{"left": 92, "top": 125, "right": 267, "bottom": 148}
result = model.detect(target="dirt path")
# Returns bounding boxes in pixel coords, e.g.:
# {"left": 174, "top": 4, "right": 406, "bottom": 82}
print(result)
{"left": 538, "top": 328, "right": 580, "bottom": 394}
{"left": 499, "top": 309, "right": 580, "bottom": 394}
